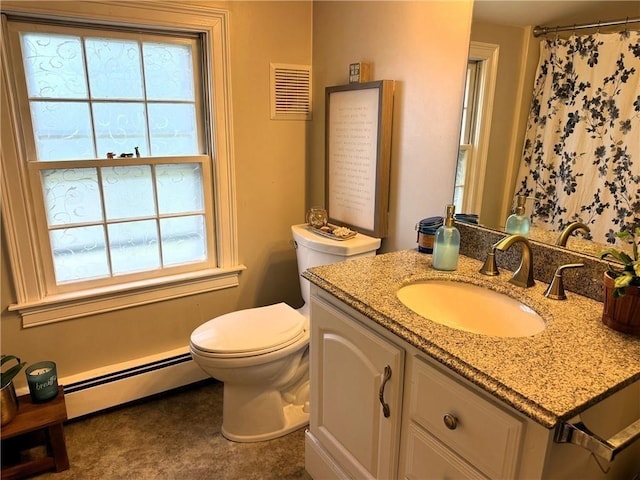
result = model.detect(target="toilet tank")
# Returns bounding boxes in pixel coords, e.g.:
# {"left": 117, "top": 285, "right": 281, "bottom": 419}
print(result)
{"left": 291, "top": 223, "right": 381, "bottom": 305}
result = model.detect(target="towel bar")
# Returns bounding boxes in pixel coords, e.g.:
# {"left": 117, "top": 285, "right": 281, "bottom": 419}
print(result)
{"left": 554, "top": 417, "right": 640, "bottom": 462}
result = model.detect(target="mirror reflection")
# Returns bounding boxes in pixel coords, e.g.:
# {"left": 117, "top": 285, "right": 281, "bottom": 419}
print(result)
{"left": 455, "top": 1, "right": 639, "bottom": 259}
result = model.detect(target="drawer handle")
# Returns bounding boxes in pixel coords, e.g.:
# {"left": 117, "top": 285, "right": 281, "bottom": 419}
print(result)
{"left": 443, "top": 413, "right": 458, "bottom": 430}
{"left": 379, "top": 365, "right": 392, "bottom": 418}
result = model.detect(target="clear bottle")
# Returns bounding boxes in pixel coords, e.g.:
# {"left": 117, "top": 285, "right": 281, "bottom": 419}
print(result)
{"left": 432, "top": 204, "right": 460, "bottom": 271}
{"left": 505, "top": 196, "right": 530, "bottom": 236}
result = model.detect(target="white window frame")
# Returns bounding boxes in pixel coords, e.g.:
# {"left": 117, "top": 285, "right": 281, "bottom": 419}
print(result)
{"left": 456, "top": 42, "right": 499, "bottom": 217}
{"left": 1, "top": 1, "right": 243, "bottom": 327}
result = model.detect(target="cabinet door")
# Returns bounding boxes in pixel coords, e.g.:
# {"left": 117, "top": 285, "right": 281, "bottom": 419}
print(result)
{"left": 310, "top": 296, "right": 404, "bottom": 479}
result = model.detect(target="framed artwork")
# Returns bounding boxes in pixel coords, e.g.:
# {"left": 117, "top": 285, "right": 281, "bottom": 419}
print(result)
{"left": 325, "top": 80, "right": 394, "bottom": 238}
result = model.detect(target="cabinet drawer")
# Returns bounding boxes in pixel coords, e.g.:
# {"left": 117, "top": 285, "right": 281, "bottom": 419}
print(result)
{"left": 410, "top": 358, "right": 522, "bottom": 479}
{"left": 404, "top": 423, "right": 487, "bottom": 480}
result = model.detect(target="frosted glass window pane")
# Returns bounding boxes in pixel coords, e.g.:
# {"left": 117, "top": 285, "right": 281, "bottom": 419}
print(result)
{"left": 143, "top": 43, "right": 195, "bottom": 101}
{"left": 156, "top": 163, "right": 203, "bottom": 214}
{"left": 93, "top": 103, "right": 147, "bottom": 158}
{"left": 101, "top": 165, "right": 156, "bottom": 220}
{"left": 455, "top": 149, "right": 468, "bottom": 186}
{"left": 108, "top": 220, "right": 160, "bottom": 274}
{"left": 31, "top": 101, "right": 95, "bottom": 160}
{"left": 42, "top": 168, "right": 103, "bottom": 226}
{"left": 148, "top": 103, "right": 198, "bottom": 156}
{"left": 20, "top": 33, "right": 88, "bottom": 99}
{"left": 160, "top": 216, "right": 206, "bottom": 266}
{"left": 50, "top": 226, "right": 110, "bottom": 283}
{"left": 453, "top": 186, "right": 464, "bottom": 213}
{"left": 85, "top": 37, "right": 144, "bottom": 99}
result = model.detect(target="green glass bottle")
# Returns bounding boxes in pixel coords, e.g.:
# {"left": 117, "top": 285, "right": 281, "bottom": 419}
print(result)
{"left": 432, "top": 204, "right": 460, "bottom": 271}
{"left": 505, "top": 196, "right": 530, "bottom": 237}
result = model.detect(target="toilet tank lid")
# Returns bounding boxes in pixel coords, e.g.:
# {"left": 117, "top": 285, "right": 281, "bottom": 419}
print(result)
{"left": 291, "top": 224, "right": 381, "bottom": 256}
{"left": 190, "top": 303, "right": 306, "bottom": 354}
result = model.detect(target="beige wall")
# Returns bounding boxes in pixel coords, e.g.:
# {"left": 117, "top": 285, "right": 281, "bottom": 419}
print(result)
{"left": 1, "top": 0, "right": 473, "bottom": 391}
{"left": 1, "top": 1, "right": 311, "bottom": 390}
{"left": 311, "top": 1, "right": 473, "bottom": 252}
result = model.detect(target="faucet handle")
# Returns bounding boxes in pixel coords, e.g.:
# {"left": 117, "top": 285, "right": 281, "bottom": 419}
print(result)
{"left": 544, "top": 263, "right": 584, "bottom": 300}
{"left": 479, "top": 248, "right": 499, "bottom": 276}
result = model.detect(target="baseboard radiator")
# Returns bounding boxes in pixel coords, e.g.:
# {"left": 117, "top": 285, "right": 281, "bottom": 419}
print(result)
{"left": 16, "top": 347, "right": 209, "bottom": 420}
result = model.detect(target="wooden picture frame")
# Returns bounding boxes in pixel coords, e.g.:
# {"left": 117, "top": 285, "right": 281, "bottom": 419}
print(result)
{"left": 325, "top": 80, "right": 394, "bottom": 238}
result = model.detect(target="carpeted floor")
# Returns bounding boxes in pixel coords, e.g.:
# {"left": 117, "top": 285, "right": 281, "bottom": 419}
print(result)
{"left": 33, "top": 380, "right": 311, "bottom": 479}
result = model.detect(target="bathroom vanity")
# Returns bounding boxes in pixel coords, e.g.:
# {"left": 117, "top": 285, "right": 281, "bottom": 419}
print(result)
{"left": 303, "top": 251, "right": 640, "bottom": 480}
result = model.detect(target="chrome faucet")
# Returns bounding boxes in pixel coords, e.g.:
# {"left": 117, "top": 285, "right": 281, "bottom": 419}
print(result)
{"left": 556, "top": 222, "right": 590, "bottom": 246}
{"left": 493, "top": 234, "right": 536, "bottom": 288}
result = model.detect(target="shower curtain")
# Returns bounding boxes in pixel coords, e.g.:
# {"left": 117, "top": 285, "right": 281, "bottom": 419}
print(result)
{"left": 515, "top": 30, "right": 640, "bottom": 245}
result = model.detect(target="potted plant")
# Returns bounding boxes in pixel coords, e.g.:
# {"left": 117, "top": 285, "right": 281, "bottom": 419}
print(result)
{"left": 1, "top": 354, "right": 26, "bottom": 425}
{"left": 599, "top": 227, "right": 640, "bottom": 335}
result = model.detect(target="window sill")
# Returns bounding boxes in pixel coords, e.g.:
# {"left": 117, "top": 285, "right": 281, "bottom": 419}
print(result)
{"left": 9, "top": 266, "right": 246, "bottom": 328}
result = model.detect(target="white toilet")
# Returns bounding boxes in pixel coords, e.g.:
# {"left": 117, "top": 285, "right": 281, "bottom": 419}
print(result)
{"left": 189, "top": 223, "right": 380, "bottom": 442}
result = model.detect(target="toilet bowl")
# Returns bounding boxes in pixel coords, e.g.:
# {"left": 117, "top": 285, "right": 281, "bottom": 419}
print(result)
{"left": 190, "top": 303, "right": 310, "bottom": 442}
{"left": 190, "top": 223, "right": 380, "bottom": 442}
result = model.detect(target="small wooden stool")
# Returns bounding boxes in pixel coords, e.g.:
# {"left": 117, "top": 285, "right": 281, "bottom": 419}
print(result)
{"left": 1, "top": 386, "right": 69, "bottom": 479}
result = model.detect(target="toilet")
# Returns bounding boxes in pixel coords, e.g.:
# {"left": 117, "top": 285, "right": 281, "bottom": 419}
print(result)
{"left": 189, "top": 223, "right": 380, "bottom": 442}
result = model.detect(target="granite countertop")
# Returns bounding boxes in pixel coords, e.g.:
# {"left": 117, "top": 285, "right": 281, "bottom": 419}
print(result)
{"left": 303, "top": 249, "right": 640, "bottom": 429}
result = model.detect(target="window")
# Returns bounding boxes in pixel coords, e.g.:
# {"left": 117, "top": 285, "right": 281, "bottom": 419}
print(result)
{"left": 453, "top": 42, "right": 499, "bottom": 218}
{"left": 1, "top": 3, "right": 241, "bottom": 326}
{"left": 454, "top": 60, "right": 480, "bottom": 212}
{"left": 15, "top": 24, "right": 208, "bottom": 286}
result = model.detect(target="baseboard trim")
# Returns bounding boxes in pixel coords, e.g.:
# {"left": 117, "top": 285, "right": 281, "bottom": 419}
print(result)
{"left": 17, "top": 347, "right": 209, "bottom": 420}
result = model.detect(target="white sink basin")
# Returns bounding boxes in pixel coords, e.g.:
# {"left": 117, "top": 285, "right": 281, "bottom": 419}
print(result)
{"left": 397, "top": 280, "right": 545, "bottom": 337}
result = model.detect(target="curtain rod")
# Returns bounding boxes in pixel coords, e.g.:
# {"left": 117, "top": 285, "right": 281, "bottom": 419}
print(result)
{"left": 533, "top": 17, "right": 640, "bottom": 37}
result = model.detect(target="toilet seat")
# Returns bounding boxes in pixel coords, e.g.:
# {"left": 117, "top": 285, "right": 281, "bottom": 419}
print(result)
{"left": 190, "top": 303, "right": 307, "bottom": 358}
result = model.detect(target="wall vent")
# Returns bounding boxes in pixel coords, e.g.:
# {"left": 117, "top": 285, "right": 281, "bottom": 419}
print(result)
{"left": 270, "top": 63, "right": 312, "bottom": 120}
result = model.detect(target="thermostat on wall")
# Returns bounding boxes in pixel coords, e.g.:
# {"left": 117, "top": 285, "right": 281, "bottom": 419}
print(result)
{"left": 349, "top": 62, "right": 371, "bottom": 83}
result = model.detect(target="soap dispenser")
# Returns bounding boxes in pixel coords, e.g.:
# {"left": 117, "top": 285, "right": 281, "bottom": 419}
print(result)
{"left": 505, "top": 195, "right": 530, "bottom": 236}
{"left": 432, "top": 204, "right": 460, "bottom": 271}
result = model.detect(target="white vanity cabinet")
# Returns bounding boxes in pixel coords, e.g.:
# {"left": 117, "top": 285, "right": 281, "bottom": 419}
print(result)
{"left": 305, "top": 286, "right": 640, "bottom": 480}
{"left": 305, "top": 290, "right": 404, "bottom": 480}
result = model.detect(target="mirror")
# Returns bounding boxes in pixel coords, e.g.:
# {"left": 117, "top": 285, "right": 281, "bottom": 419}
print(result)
{"left": 458, "top": 0, "right": 637, "bottom": 258}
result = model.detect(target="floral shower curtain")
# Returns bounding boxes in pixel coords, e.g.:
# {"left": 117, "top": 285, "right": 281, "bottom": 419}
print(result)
{"left": 515, "top": 30, "right": 640, "bottom": 245}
